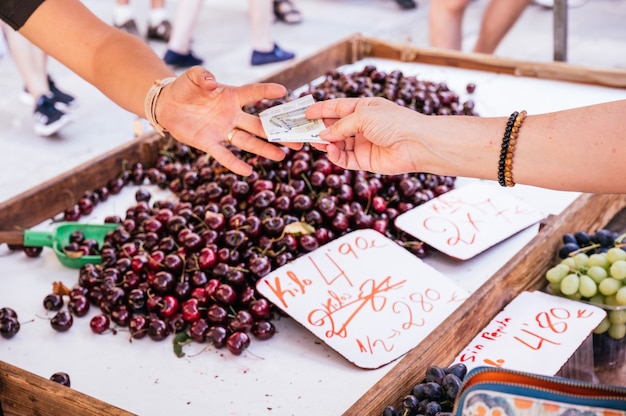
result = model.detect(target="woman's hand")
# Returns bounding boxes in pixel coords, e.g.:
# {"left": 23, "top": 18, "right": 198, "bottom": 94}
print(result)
{"left": 306, "top": 97, "right": 422, "bottom": 175}
{"left": 158, "top": 66, "right": 300, "bottom": 176}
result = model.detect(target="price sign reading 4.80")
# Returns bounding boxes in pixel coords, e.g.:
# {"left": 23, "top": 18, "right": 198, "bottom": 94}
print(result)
{"left": 256, "top": 229, "right": 468, "bottom": 369}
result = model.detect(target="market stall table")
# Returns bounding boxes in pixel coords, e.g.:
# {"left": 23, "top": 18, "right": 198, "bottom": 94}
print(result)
{"left": 1, "top": 36, "right": 626, "bottom": 415}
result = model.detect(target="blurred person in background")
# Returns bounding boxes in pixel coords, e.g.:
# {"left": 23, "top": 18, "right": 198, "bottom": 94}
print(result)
{"left": 163, "top": 0, "right": 204, "bottom": 67}
{"left": 429, "top": 0, "right": 532, "bottom": 53}
{"left": 113, "top": 0, "right": 171, "bottom": 42}
{"left": 273, "top": 0, "right": 302, "bottom": 24}
{"left": 250, "top": 0, "right": 295, "bottom": 65}
{"left": 0, "top": 22, "right": 76, "bottom": 136}
{"left": 2, "top": 0, "right": 295, "bottom": 176}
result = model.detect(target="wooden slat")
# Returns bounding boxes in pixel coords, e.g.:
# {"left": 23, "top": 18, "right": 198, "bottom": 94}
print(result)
{"left": 0, "top": 361, "right": 133, "bottom": 416}
{"left": 343, "top": 193, "right": 626, "bottom": 415}
{"left": 0, "top": 133, "right": 165, "bottom": 232}
{"left": 359, "top": 36, "right": 626, "bottom": 88}
{"left": 260, "top": 35, "right": 361, "bottom": 90}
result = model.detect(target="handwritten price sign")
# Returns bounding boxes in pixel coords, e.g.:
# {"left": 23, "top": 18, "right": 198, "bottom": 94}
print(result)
{"left": 452, "top": 291, "right": 607, "bottom": 375}
{"left": 256, "top": 229, "right": 468, "bottom": 369}
{"left": 394, "top": 182, "right": 545, "bottom": 260}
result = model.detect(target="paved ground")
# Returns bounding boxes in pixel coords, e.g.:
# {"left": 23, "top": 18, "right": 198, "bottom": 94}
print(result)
{"left": 1, "top": 0, "right": 626, "bottom": 202}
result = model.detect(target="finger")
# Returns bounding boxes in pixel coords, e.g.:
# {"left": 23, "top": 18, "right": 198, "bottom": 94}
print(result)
{"left": 325, "top": 143, "right": 350, "bottom": 170}
{"left": 228, "top": 129, "right": 288, "bottom": 162}
{"left": 318, "top": 114, "right": 362, "bottom": 143}
{"left": 305, "top": 98, "right": 363, "bottom": 119}
{"left": 236, "top": 112, "right": 270, "bottom": 138}
{"left": 184, "top": 66, "right": 218, "bottom": 91}
{"left": 206, "top": 142, "right": 255, "bottom": 176}
{"left": 236, "top": 82, "right": 287, "bottom": 105}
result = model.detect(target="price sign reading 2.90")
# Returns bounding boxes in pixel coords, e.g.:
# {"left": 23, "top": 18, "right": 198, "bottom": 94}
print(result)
{"left": 256, "top": 229, "right": 468, "bottom": 369}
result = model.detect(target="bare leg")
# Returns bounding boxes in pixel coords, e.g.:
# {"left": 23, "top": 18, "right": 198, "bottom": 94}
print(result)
{"left": 113, "top": 0, "right": 134, "bottom": 26}
{"left": 149, "top": 0, "right": 168, "bottom": 27}
{"left": 249, "top": 0, "right": 274, "bottom": 52}
{"left": 1, "top": 23, "right": 49, "bottom": 102}
{"left": 473, "top": 0, "right": 532, "bottom": 53}
{"left": 428, "top": 0, "right": 471, "bottom": 50}
{"left": 167, "top": 0, "right": 203, "bottom": 54}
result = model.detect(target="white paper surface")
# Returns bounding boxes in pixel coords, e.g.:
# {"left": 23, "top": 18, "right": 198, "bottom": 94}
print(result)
{"left": 257, "top": 229, "right": 469, "bottom": 369}
{"left": 394, "top": 182, "right": 545, "bottom": 260}
{"left": 451, "top": 291, "right": 607, "bottom": 375}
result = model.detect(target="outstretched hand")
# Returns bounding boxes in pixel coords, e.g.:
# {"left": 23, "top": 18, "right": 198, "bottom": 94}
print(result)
{"left": 157, "top": 66, "right": 299, "bottom": 176}
{"left": 305, "top": 97, "right": 422, "bottom": 175}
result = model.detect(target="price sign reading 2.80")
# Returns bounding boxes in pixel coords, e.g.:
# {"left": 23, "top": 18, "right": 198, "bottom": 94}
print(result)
{"left": 256, "top": 229, "right": 468, "bottom": 369}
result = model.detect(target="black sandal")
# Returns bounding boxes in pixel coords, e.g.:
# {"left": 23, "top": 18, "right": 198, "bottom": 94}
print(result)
{"left": 395, "top": 0, "right": 417, "bottom": 10}
{"left": 273, "top": 0, "right": 302, "bottom": 24}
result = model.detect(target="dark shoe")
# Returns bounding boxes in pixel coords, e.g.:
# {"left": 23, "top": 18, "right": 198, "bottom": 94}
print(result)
{"left": 395, "top": 0, "right": 417, "bottom": 10}
{"left": 147, "top": 20, "right": 172, "bottom": 42}
{"left": 48, "top": 76, "right": 76, "bottom": 111}
{"left": 115, "top": 19, "right": 140, "bottom": 37}
{"left": 273, "top": 0, "right": 302, "bottom": 24}
{"left": 251, "top": 44, "right": 295, "bottom": 66}
{"left": 33, "top": 95, "right": 73, "bottom": 137}
{"left": 20, "top": 76, "right": 76, "bottom": 111}
{"left": 163, "top": 49, "right": 204, "bottom": 68}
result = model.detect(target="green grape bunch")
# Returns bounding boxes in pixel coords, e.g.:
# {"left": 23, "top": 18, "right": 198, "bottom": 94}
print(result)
{"left": 545, "top": 230, "right": 626, "bottom": 341}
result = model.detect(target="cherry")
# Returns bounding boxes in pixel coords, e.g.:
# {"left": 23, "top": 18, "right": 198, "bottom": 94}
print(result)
{"left": 249, "top": 298, "right": 271, "bottom": 320}
{"left": 43, "top": 293, "right": 64, "bottom": 311}
{"left": 206, "top": 325, "right": 228, "bottom": 348}
{"left": 198, "top": 247, "right": 217, "bottom": 270}
{"left": 159, "top": 295, "right": 180, "bottom": 319}
{"left": 129, "top": 315, "right": 148, "bottom": 339}
{"left": 23, "top": 246, "right": 44, "bottom": 258}
{"left": 68, "top": 295, "right": 90, "bottom": 317}
{"left": 181, "top": 298, "right": 201, "bottom": 323}
{"left": 50, "top": 372, "right": 71, "bottom": 387}
{"left": 214, "top": 283, "right": 237, "bottom": 306}
{"left": 147, "top": 318, "right": 170, "bottom": 341}
{"left": 226, "top": 331, "right": 250, "bottom": 356}
{"left": 206, "top": 304, "right": 228, "bottom": 324}
{"left": 189, "top": 318, "right": 210, "bottom": 343}
{"left": 252, "top": 320, "right": 276, "bottom": 340}
{"left": 0, "top": 317, "right": 20, "bottom": 339}
{"left": 50, "top": 311, "right": 73, "bottom": 332}
{"left": 111, "top": 305, "right": 131, "bottom": 327}
{"left": 228, "top": 310, "right": 254, "bottom": 332}
{"left": 90, "top": 314, "right": 110, "bottom": 334}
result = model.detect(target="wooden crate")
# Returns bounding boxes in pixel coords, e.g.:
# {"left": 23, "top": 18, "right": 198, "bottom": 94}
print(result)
{"left": 0, "top": 361, "right": 132, "bottom": 416}
{"left": 1, "top": 34, "right": 625, "bottom": 415}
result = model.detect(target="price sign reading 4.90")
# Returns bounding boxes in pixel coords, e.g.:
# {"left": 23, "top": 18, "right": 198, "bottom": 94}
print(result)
{"left": 256, "top": 229, "right": 468, "bottom": 369}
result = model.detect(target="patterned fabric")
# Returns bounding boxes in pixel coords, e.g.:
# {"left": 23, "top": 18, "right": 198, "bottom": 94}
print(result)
{"left": 460, "top": 389, "right": 626, "bottom": 416}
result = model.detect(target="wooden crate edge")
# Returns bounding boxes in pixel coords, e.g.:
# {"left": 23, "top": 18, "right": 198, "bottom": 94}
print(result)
{"left": 343, "top": 192, "right": 626, "bottom": 415}
{"left": 0, "top": 360, "right": 134, "bottom": 416}
{"left": 0, "top": 132, "right": 166, "bottom": 231}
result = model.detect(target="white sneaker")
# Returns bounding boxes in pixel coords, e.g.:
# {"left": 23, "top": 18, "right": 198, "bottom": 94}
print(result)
{"left": 33, "top": 95, "right": 74, "bottom": 137}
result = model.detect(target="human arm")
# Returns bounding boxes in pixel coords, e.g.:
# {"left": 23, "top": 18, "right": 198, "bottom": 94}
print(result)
{"left": 17, "top": 0, "right": 290, "bottom": 176}
{"left": 305, "top": 97, "right": 626, "bottom": 193}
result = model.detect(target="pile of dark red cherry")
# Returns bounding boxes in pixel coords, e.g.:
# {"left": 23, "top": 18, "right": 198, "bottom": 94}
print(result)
{"left": 19, "top": 65, "right": 478, "bottom": 357}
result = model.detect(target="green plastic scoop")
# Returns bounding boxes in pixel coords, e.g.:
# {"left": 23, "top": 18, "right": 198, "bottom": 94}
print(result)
{"left": 0, "top": 223, "right": 119, "bottom": 268}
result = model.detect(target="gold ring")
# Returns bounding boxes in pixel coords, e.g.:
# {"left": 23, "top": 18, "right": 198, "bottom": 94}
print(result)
{"left": 227, "top": 129, "right": 237, "bottom": 144}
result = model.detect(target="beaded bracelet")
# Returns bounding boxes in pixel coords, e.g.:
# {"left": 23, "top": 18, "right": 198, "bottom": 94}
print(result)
{"left": 497, "top": 110, "right": 527, "bottom": 187}
{"left": 144, "top": 77, "right": 177, "bottom": 136}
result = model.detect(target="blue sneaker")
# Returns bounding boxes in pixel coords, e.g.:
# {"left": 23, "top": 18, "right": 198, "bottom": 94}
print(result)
{"left": 48, "top": 76, "right": 76, "bottom": 111}
{"left": 251, "top": 44, "right": 295, "bottom": 66}
{"left": 20, "top": 76, "right": 76, "bottom": 111}
{"left": 33, "top": 94, "right": 73, "bottom": 137}
{"left": 163, "top": 49, "right": 204, "bottom": 68}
